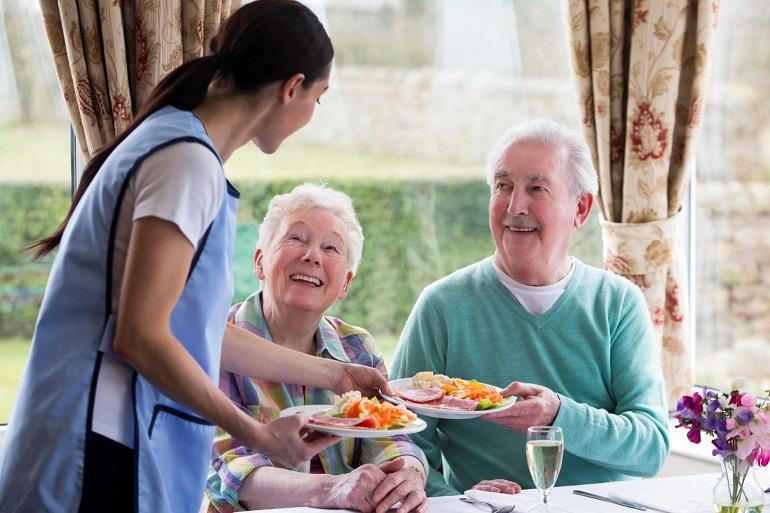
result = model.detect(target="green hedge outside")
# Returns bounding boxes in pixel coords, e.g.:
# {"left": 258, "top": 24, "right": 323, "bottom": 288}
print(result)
{"left": 0, "top": 180, "right": 601, "bottom": 340}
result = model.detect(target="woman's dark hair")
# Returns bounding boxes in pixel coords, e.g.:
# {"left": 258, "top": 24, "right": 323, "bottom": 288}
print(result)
{"left": 30, "top": 0, "right": 333, "bottom": 258}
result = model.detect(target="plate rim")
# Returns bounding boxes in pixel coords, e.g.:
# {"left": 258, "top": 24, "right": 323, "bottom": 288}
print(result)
{"left": 382, "top": 377, "right": 517, "bottom": 419}
{"left": 279, "top": 403, "right": 427, "bottom": 438}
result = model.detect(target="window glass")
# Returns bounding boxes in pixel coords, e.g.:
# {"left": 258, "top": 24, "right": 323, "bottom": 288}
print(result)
{"left": 694, "top": 0, "right": 770, "bottom": 393}
{"left": 0, "top": 1, "right": 70, "bottom": 422}
{"left": 0, "top": 0, "right": 598, "bottom": 424}
{"left": 229, "top": 0, "right": 596, "bottom": 364}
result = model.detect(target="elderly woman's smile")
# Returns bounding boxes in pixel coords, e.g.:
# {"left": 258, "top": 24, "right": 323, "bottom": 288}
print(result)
{"left": 289, "top": 273, "right": 323, "bottom": 286}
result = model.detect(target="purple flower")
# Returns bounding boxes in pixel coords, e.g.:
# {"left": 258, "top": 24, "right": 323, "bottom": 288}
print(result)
{"left": 687, "top": 427, "right": 702, "bottom": 444}
{"left": 736, "top": 409, "right": 754, "bottom": 425}
{"left": 712, "top": 436, "right": 733, "bottom": 458}
{"left": 676, "top": 392, "right": 704, "bottom": 421}
{"left": 704, "top": 412, "right": 721, "bottom": 431}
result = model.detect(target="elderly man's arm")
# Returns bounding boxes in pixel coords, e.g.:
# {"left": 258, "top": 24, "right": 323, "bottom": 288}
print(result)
{"left": 554, "top": 286, "right": 669, "bottom": 476}
{"left": 487, "top": 286, "right": 669, "bottom": 477}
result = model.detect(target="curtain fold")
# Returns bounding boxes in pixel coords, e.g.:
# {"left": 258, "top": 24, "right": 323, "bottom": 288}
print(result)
{"left": 39, "top": 0, "right": 240, "bottom": 161}
{"left": 563, "top": 0, "right": 719, "bottom": 406}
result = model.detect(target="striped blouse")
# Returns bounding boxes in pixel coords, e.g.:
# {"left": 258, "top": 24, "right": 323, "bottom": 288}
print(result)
{"left": 205, "top": 291, "right": 427, "bottom": 512}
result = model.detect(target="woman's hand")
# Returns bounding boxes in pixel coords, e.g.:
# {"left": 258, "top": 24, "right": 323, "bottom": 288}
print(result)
{"left": 472, "top": 478, "right": 522, "bottom": 494}
{"left": 332, "top": 362, "right": 392, "bottom": 397}
{"left": 371, "top": 458, "right": 428, "bottom": 513}
{"left": 245, "top": 413, "right": 341, "bottom": 468}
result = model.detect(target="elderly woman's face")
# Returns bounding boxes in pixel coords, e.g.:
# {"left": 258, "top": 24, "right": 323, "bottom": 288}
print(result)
{"left": 255, "top": 207, "right": 352, "bottom": 315}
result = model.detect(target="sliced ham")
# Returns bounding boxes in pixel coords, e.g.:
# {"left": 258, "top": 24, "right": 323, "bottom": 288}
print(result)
{"left": 394, "top": 386, "right": 445, "bottom": 403}
{"left": 309, "top": 413, "right": 366, "bottom": 427}
{"left": 435, "top": 395, "right": 479, "bottom": 410}
{"left": 397, "top": 393, "right": 480, "bottom": 411}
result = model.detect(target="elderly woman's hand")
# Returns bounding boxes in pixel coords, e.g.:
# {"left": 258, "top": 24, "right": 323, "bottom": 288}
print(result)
{"left": 371, "top": 458, "right": 428, "bottom": 513}
{"left": 472, "top": 478, "right": 522, "bottom": 494}
{"left": 323, "top": 463, "right": 389, "bottom": 512}
{"left": 332, "top": 361, "right": 393, "bottom": 397}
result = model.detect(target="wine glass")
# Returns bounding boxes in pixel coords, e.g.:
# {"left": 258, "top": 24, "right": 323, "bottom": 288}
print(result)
{"left": 526, "top": 426, "right": 564, "bottom": 512}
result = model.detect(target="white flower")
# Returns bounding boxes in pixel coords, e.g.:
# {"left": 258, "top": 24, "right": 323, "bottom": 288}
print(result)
{"left": 731, "top": 377, "right": 749, "bottom": 393}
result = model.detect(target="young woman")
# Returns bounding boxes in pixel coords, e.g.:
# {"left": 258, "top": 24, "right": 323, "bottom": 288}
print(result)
{"left": 0, "top": 2, "right": 388, "bottom": 513}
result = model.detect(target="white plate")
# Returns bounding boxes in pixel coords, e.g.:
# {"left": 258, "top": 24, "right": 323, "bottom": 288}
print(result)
{"left": 381, "top": 378, "right": 517, "bottom": 420}
{"left": 280, "top": 404, "right": 427, "bottom": 438}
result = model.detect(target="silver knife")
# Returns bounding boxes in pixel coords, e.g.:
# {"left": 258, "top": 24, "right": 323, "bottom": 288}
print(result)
{"left": 573, "top": 489, "right": 647, "bottom": 510}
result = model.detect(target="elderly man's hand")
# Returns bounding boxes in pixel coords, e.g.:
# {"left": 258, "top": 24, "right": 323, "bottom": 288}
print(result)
{"left": 483, "top": 381, "right": 560, "bottom": 431}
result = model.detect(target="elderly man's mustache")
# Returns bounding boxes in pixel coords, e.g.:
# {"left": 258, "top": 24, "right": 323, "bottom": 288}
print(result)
{"left": 502, "top": 217, "right": 540, "bottom": 231}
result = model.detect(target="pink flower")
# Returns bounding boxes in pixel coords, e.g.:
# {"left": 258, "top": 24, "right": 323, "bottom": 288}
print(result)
{"left": 742, "top": 394, "right": 757, "bottom": 407}
{"left": 757, "top": 448, "right": 770, "bottom": 466}
{"left": 736, "top": 438, "right": 756, "bottom": 461}
{"left": 726, "top": 418, "right": 737, "bottom": 431}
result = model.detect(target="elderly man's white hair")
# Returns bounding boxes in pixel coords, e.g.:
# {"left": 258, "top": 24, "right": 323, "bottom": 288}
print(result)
{"left": 256, "top": 183, "right": 364, "bottom": 275}
{"left": 485, "top": 120, "right": 599, "bottom": 197}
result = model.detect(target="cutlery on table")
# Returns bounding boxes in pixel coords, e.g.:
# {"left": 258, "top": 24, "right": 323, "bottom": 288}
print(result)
{"left": 460, "top": 495, "right": 516, "bottom": 513}
{"left": 573, "top": 489, "right": 647, "bottom": 510}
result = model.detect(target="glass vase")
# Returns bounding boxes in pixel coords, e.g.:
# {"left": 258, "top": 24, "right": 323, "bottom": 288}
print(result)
{"left": 713, "top": 454, "right": 765, "bottom": 513}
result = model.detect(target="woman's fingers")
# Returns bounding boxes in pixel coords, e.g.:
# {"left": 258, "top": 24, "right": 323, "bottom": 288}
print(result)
{"left": 254, "top": 413, "right": 340, "bottom": 467}
{"left": 335, "top": 363, "right": 391, "bottom": 397}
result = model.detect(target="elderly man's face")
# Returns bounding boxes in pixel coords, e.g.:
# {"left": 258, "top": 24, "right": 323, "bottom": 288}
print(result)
{"left": 488, "top": 142, "right": 592, "bottom": 285}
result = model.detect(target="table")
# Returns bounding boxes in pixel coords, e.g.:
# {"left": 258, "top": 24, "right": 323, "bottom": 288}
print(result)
{"left": 243, "top": 471, "right": 770, "bottom": 513}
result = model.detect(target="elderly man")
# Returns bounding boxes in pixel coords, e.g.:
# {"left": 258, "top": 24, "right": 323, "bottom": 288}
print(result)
{"left": 391, "top": 120, "right": 669, "bottom": 496}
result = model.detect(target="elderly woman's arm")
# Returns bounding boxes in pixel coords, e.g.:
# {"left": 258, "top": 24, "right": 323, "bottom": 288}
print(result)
{"left": 221, "top": 323, "right": 391, "bottom": 396}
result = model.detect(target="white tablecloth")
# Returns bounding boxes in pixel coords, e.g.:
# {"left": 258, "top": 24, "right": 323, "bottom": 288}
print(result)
{"left": 243, "top": 471, "right": 770, "bottom": 513}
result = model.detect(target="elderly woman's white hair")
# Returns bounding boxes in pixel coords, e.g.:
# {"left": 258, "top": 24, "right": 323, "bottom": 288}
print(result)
{"left": 485, "top": 120, "right": 599, "bottom": 197}
{"left": 256, "top": 183, "right": 364, "bottom": 275}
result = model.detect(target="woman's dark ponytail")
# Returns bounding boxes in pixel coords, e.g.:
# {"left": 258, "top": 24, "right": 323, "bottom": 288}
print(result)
{"left": 29, "top": 0, "right": 333, "bottom": 259}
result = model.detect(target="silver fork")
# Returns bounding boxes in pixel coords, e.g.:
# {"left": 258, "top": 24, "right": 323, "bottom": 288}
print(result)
{"left": 460, "top": 496, "right": 516, "bottom": 513}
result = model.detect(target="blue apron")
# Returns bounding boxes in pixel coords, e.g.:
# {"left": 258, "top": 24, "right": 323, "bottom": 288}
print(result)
{"left": 0, "top": 106, "right": 238, "bottom": 513}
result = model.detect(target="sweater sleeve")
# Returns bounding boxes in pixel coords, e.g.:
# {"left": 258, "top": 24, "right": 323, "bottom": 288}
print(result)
{"left": 391, "top": 289, "right": 461, "bottom": 497}
{"left": 553, "top": 285, "right": 670, "bottom": 477}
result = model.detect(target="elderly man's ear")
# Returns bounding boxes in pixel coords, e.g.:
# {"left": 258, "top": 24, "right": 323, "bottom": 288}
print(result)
{"left": 253, "top": 249, "right": 265, "bottom": 280}
{"left": 574, "top": 192, "right": 594, "bottom": 229}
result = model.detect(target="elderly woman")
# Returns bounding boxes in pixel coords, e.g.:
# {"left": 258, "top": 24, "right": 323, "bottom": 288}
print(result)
{"left": 205, "top": 183, "right": 428, "bottom": 513}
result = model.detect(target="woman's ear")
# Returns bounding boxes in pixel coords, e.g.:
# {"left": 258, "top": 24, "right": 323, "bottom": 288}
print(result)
{"left": 337, "top": 271, "right": 353, "bottom": 300}
{"left": 253, "top": 248, "right": 265, "bottom": 279}
{"left": 279, "top": 73, "right": 306, "bottom": 105}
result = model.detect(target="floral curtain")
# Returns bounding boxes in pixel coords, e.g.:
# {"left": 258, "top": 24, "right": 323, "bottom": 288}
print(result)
{"left": 39, "top": 0, "right": 240, "bottom": 161}
{"left": 563, "top": 0, "right": 719, "bottom": 406}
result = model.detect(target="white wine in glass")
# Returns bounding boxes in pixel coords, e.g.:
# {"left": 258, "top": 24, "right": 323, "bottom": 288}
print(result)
{"left": 526, "top": 426, "right": 564, "bottom": 512}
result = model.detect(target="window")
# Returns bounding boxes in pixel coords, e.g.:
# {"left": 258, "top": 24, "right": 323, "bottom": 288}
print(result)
{"left": 229, "top": 0, "right": 598, "bottom": 364}
{"left": 694, "top": 0, "right": 770, "bottom": 393}
{"left": 0, "top": 0, "right": 70, "bottom": 422}
{"left": 0, "top": 0, "right": 598, "bottom": 422}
